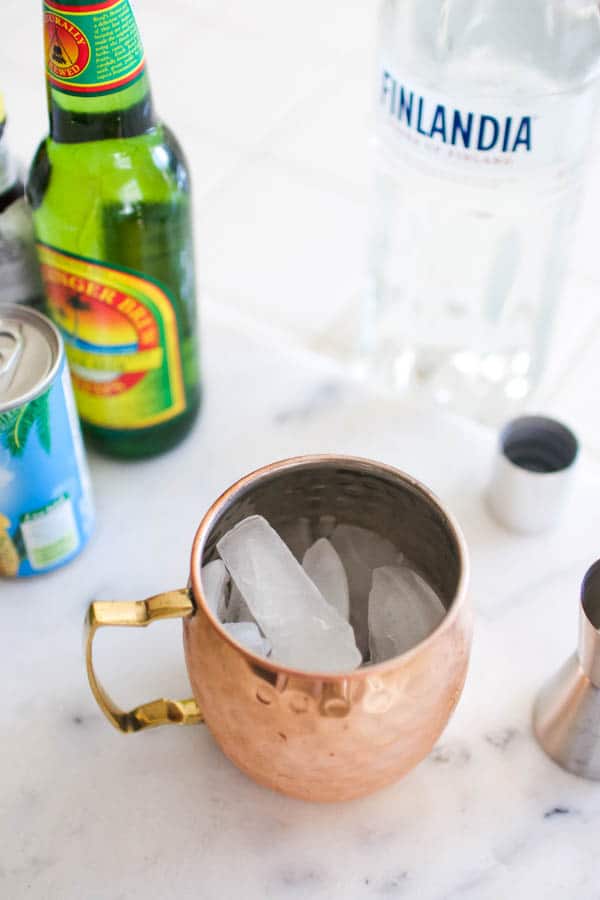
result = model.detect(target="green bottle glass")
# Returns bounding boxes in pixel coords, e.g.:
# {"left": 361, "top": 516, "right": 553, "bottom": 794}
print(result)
{"left": 28, "top": 0, "right": 201, "bottom": 458}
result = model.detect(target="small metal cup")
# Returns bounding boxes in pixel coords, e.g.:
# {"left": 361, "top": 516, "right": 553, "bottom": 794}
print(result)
{"left": 85, "top": 456, "right": 472, "bottom": 802}
{"left": 487, "top": 415, "right": 579, "bottom": 534}
{"left": 533, "top": 560, "right": 600, "bottom": 780}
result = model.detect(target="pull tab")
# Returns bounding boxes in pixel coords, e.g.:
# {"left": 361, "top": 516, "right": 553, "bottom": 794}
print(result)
{"left": 0, "top": 323, "right": 24, "bottom": 393}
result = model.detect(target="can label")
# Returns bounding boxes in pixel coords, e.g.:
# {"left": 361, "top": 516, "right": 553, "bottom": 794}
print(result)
{"left": 20, "top": 493, "right": 78, "bottom": 570}
{"left": 37, "top": 243, "right": 186, "bottom": 430}
{"left": 0, "top": 356, "right": 94, "bottom": 577}
{"left": 43, "top": 0, "right": 145, "bottom": 97}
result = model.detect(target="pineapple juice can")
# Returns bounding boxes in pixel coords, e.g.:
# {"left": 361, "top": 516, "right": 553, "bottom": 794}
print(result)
{"left": 0, "top": 304, "right": 93, "bottom": 576}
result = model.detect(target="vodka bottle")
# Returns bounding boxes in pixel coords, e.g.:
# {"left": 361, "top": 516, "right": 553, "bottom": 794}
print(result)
{"left": 367, "top": 0, "right": 600, "bottom": 423}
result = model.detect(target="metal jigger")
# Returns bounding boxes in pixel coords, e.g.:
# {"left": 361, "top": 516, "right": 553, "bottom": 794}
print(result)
{"left": 533, "top": 560, "right": 600, "bottom": 780}
{"left": 487, "top": 415, "right": 579, "bottom": 534}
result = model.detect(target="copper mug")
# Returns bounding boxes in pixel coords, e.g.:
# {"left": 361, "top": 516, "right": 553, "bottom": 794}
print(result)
{"left": 85, "top": 455, "right": 472, "bottom": 802}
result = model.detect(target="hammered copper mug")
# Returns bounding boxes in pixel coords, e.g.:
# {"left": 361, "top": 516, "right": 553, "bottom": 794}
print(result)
{"left": 85, "top": 455, "right": 472, "bottom": 802}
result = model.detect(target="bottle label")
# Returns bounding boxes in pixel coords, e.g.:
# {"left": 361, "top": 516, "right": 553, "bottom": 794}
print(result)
{"left": 43, "top": 0, "right": 145, "bottom": 96}
{"left": 377, "top": 64, "right": 597, "bottom": 181}
{"left": 37, "top": 243, "right": 186, "bottom": 431}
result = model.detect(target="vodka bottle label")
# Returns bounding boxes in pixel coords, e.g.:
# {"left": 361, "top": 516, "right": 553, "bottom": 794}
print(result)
{"left": 377, "top": 64, "right": 596, "bottom": 179}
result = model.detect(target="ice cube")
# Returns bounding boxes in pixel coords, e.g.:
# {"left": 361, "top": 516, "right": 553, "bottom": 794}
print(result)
{"left": 368, "top": 565, "right": 446, "bottom": 663}
{"left": 201, "top": 560, "right": 229, "bottom": 621}
{"left": 330, "top": 524, "right": 402, "bottom": 657}
{"left": 277, "top": 516, "right": 313, "bottom": 562}
{"left": 302, "top": 538, "right": 350, "bottom": 620}
{"left": 225, "top": 581, "right": 255, "bottom": 624}
{"left": 217, "top": 515, "right": 361, "bottom": 672}
{"left": 223, "top": 622, "right": 272, "bottom": 657}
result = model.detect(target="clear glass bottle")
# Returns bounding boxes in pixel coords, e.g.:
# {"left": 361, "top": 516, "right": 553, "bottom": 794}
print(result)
{"left": 367, "top": 0, "right": 600, "bottom": 423}
{"left": 0, "top": 92, "right": 43, "bottom": 308}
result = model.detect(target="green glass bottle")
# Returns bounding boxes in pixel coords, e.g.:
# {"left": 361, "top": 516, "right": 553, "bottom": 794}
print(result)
{"left": 28, "top": 0, "right": 200, "bottom": 458}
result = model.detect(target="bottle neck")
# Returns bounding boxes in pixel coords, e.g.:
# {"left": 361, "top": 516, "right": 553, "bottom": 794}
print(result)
{"left": 48, "top": 74, "right": 156, "bottom": 143}
{"left": 44, "top": 0, "right": 155, "bottom": 143}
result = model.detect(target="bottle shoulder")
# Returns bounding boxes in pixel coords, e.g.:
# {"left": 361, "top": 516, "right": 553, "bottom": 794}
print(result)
{"left": 0, "top": 180, "right": 25, "bottom": 215}
{"left": 380, "top": 0, "right": 600, "bottom": 96}
{"left": 30, "top": 122, "right": 190, "bottom": 206}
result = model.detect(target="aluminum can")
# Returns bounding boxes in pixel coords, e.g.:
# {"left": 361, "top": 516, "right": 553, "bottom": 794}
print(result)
{"left": 0, "top": 304, "right": 94, "bottom": 576}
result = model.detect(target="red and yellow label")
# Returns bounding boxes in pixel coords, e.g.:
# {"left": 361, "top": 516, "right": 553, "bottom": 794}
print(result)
{"left": 45, "top": 12, "right": 91, "bottom": 82}
{"left": 44, "top": 0, "right": 145, "bottom": 96}
{"left": 37, "top": 243, "right": 186, "bottom": 430}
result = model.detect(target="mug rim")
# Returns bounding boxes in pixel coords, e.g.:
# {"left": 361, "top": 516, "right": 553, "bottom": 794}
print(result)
{"left": 189, "top": 454, "right": 470, "bottom": 680}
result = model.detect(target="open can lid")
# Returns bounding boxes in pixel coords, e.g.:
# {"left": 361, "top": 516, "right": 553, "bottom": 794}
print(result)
{"left": 0, "top": 305, "right": 61, "bottom": 411}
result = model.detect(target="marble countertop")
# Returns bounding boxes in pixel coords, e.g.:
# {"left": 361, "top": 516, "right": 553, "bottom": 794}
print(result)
{"left": 4, "top": 314, "right": 600, "bottom": 899}
{"left": 3, "top": 0, "right": 600, "bottom": 897}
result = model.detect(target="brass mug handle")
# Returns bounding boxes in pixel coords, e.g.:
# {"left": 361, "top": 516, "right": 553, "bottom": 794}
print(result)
{"left": 84, "top": 589, "right": 203, "bottom": 733}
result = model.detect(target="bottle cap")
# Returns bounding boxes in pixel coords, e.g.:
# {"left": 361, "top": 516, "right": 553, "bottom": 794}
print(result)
{"left": 487, "top": 415, "right": 579, "bottom": 534}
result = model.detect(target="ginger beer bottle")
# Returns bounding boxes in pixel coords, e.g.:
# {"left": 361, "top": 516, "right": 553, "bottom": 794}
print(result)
{"left": 28, "top": 0, "right": 201, "bottom": 458}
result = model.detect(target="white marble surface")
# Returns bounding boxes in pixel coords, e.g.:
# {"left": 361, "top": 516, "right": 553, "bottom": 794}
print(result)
{"left": 3, "top": 1, "right": 600, "bottom": 898}
{"left": 4, "top": 317, "right": 600, "bottom": 899}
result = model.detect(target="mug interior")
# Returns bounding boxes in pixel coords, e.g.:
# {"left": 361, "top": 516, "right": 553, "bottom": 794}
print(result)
{"left": 198, "top": 457, "right": 463, "bottom": 615}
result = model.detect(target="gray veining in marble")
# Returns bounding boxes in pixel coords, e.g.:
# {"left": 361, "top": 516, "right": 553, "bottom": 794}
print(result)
{"left": 2, "top": 0, "right": 600, "bottom": 895}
